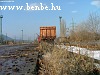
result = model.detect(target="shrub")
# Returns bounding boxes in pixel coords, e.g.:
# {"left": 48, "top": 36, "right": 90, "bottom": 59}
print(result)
{"left": 39, "top": 43, "right": 97, "bottom": 75}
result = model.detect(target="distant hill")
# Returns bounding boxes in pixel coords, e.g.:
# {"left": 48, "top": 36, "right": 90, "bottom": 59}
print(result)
{"left": 2, "top": 34, "right": 13, "bottom": 41}
{"left": 1, "top": 34, "right": 33, "bottom": 43}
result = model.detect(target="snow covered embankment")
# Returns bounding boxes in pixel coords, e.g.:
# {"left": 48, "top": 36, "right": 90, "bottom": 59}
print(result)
{"left": 57, "top": 45, "right": 100, "bottom": 60}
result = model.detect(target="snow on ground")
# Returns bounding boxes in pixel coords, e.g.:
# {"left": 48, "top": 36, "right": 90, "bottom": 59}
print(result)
{"left": 57, "top": 45, "right": 100, "bottom": 60}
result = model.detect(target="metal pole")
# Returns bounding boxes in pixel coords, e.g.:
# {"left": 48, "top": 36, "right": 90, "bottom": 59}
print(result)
{"left": 34, "top": 34, "right": 35, "bottom": 40}
{"left": 14, "top": 36, "right": 16, "bottom": 44}
{"left": 59, "top": 16, "right": 62, "bottom": 42}
{"left": 59, "top": 16, "right": 62, "bottom": 37}
{"left": 71, "top": 18, "right": 76, "bottom": 31}
{"left": 6, "top": 33, "right": 7, "bottom": 44}
{"left": 21, "top": 30, "right": 23, "bottom": 44}
{"left": 0, "top": 15, "right": 3, "bottom": 44}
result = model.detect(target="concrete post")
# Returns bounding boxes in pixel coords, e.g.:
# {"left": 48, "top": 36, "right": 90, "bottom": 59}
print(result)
{"left": 0, "top": 15, "right": 3, "bottom": 44}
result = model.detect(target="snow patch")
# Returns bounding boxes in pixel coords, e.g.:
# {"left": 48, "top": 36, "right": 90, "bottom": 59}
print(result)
{"left": 57, "top": 45, "right": 100, "bottom": 60}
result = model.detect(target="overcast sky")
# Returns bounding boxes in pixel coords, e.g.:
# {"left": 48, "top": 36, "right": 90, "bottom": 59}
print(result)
{"left": 0, "top": 0, "right": 100, "bottom": 40}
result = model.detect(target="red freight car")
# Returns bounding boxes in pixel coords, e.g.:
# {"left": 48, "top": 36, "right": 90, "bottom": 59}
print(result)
{"left": 40, "top": 26, "right": 56, "bottom": 41}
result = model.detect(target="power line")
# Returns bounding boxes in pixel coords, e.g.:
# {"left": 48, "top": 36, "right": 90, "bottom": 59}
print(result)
{"left": 70, "top": 18, "right": 76, "bottom": 31}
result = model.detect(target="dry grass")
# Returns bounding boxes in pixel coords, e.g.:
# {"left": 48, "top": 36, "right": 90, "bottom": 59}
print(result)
{"left": 97, "top": 42, "right": 100, "bottom": 50}
{"left": 38, "top": 42, "right": 99, "bottom": 75}
{"left": 63, "top": 40, "right": 100, "bottom": 50}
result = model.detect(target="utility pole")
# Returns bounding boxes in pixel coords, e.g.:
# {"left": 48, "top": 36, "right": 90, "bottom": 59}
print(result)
{"left": 14, "top": 36, "right": 16, "bottom": 44}
{"left": 6, "top": 33, "right": 7, "bottom": 44}
{"left": 71, "top": 18, "right": 76, "bottom": 31}
{"left": 59, "top": 16, "right": 62, "bottom": 37}
{"left": 0, "top": 15, "right": 3, "bottom": 44}
{"left": 62, "top": 19, "right": 66, "bottom": 37}
{"left": 21, "top": 30, "right": 23, "bottom": 44}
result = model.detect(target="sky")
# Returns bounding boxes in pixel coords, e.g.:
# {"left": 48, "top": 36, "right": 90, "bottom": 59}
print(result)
{"left": 0, "top": 0, "right": 100, "bottom": 40}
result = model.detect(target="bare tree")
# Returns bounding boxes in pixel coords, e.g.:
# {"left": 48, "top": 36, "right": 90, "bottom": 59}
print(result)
{"left": 70, "top": 13, "right": 100, "bottom": 42}
{"left": 86, "top": 13, "right": 100, "bottom": 33}
{"left": 87, "top": 13, "right": 100, "bottom": 40}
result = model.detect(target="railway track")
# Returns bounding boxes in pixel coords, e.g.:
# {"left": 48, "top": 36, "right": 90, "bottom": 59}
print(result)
{"left": 0, "top": 44, "right": 40, "bottom": 75}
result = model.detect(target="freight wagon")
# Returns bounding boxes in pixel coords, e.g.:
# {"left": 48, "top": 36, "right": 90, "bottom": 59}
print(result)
{"left": 39, "top": 26, "right": 56, "bottom": 42}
